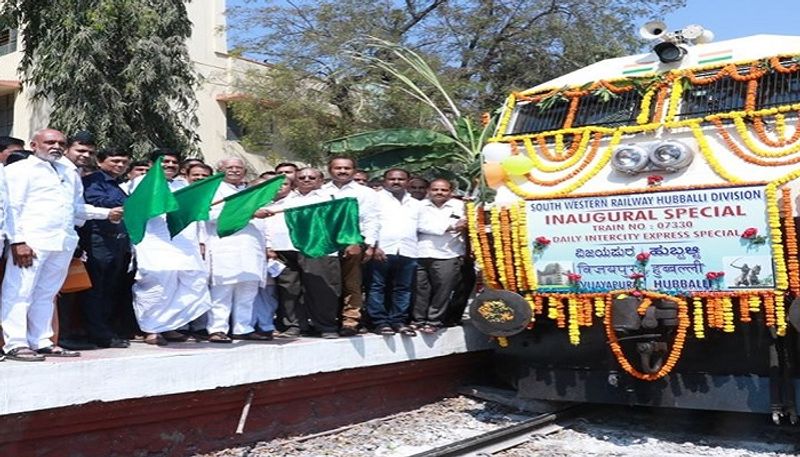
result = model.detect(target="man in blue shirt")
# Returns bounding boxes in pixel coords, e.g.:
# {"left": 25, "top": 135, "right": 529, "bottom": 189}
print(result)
{"left": 79, "top": 148, "right": 132, "bottom": 348}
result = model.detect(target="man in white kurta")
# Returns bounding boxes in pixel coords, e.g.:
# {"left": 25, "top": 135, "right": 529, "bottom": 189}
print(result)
{"left": 2, "top": 129, "right": 84, "bottom": 360}
{"left": 204, "top": 158, "right": 268, "bottom": 341}
{"left": 131, "top": 150, "right": 211, "bottom": 344}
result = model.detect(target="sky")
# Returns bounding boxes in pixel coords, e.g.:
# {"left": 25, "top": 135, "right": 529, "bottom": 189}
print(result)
{"left": 226, "top": 0, "right": 800, "bottom": 49}
{"left": 662, "top": 0, "right": 797, "bottom": 41}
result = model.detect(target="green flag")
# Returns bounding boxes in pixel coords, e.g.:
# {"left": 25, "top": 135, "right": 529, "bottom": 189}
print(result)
{"left": 217, "top": 175, "right": 286, "bottom": 237}
{"left": 123, "top": 156, "right": 179, "bottom": 244}
{"left": 166, "top": 173, "right": 225, "bottom": 238}
{"left": 284, "top": 197, "right": 364, "bottom": 257}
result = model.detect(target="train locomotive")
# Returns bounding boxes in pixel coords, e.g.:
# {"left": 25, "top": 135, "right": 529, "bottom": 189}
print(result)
{"left": 468, "top": 22, "right": 800, "bottom": 423}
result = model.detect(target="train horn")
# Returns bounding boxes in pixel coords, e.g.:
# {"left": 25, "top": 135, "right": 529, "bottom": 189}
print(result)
{"left": 639, "top": 21, "right": 668, "bottom": 40}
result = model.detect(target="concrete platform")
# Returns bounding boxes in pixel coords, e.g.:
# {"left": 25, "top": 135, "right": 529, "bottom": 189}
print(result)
{"left": 0, "top": 325, "right": 493, "bottom": 456}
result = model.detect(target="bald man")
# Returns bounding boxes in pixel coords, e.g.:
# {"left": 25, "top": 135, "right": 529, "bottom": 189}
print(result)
{"left": 2, "top": 128, "right": 85, "bottom": 360}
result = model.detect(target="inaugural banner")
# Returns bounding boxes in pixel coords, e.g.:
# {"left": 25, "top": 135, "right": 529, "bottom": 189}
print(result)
{"left": 525, "top": 184, "right": 774, "bottom": 292}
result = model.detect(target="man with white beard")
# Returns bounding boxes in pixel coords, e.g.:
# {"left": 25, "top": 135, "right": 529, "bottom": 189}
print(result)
{"left": 2, "top": 128, "right": 84, "bottom": 361}
{"left": 204, "top": 157, "right": 271, "bottom": 342}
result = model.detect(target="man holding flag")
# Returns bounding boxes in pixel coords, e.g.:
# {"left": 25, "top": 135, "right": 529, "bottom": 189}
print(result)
{"left": 204, "top": 158, "right": 279, "bottom": 342}
{"left": 124, "top": 149, "right": 212, "bottom": 346}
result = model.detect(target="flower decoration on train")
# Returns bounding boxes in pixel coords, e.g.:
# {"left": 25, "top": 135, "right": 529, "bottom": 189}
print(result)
{"left": 705, "top": 271, "right": 725, "bottom": 290}
{"left": 740, "top": 227, "right": 767, "bottom": 246}
{"left": 533, "top": 236, "right": 551, "bottom": 254}
{"left": 635, "top": 251, "right": 651, "bottom": 265}
{"left": 565, "top": 272, "right": 582, "bottom": 290}
{"left": 647, "top": 175, "right": 663, "bottom": 187}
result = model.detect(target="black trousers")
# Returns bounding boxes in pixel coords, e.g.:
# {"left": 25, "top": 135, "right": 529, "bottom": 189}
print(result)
{"left": 276, "top": 251, "right": 342, "bottom": 333}
{"left": 413, "top": 257, "right": 462, "bottom": 327}
{"left": 80, "top": 233, "right": 131, "bottom": 342}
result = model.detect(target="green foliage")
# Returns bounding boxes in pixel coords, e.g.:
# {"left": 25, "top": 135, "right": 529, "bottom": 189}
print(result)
{"left": 1, "top": 0, "right": 199, "bottom": 157}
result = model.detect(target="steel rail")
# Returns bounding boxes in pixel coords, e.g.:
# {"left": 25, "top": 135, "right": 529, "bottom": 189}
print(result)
{"left": 408, "top": 404, "right": 589, "bottom": 457}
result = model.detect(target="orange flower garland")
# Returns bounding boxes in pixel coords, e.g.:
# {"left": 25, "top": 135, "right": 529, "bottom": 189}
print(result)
{"left": 782, "top": 187, "right": 800, "bottom": 295}
{"left": 711, "top": 118, "right": 800, "bottom": 166}
{"left": 604, "top": 290, "right": 690, "bottom": 381}
{"left": 738, "top": 295, "right": 752, "bottom": 324}
{"left": 763, "top": 293, "right": 776, "bottom": 327}
{"left": 535, "top": 133, "right": 584, "bottom": 162}
{"left": 770, "top": 56, "right": 800, "bottom": 74}
{"left": 524, "top": 133, "right": 603, "bottom": 186}
{"left": 499, "top": 208, "right": 517, "bottom": 291}
{"left": 475, "top": 205, "right": 499, "bottom": 288}
{"left": 563, "top": 97, "right": 580, "bottom": 129}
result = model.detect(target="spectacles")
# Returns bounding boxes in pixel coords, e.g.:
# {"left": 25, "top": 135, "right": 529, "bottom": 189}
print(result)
{"left": 297, "top": 175, "right": 318, "bottom": 180}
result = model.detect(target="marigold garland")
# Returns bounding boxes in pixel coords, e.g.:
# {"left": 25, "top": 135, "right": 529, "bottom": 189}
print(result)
{"left": 738, "top": 295, "right": 752, "bottom": 323}
{"left": 751, "top": 114, "right": 800, "bottom": 148}
{"left": 498, "top": 208, "right": 517, "bottom": 291}
{"left": 604, "top": 290, "right": 689, "bottom": 381}
{"left": 782, "top": 187, "right": 800, "bottom": 295}
{"left": 515, "top": 201, "right": 538, "bottom": 293}
{"left": 711, "top": 118, "right": 800, "bottom": 166}
{"left": 522, "top": 134, "right": 590, "bottom": 173}
{"left": 763, "top": 293, "right": 776, "bottom": 327}
{"left": 563, "top": 97, "right": 580, "bottom": 129}
{"left": 665, "top": 77, "right": 684, "bottom": 123}
{"left": 692, "top": 297, "right": 705, "bottom": 339}
{"left": 508, "top": 204, "right": 524, "bottom": 293}
{"left": 567, "top": 295, "right": 580, "bottom": 345}
{"left": 732, "top": 116, "right": 800, "bottom": 157}
{"left": 721, "top": 297, "right": 735, "bottom": 333}
{"left": 524, "top": 133, "right": 603, "bottom": 186}
{"left": 475, "top": 204, "right": 499, "bottom": 288}
{"left": 689, "top": 122, "right": 743, "bottom": 182}
{"left": 775, "top": 294, "right": 787, "bottom": 336}
{"left": 489, "top": 206, "right": 507, "bottom": 289}
{"left": 636, "top": 87, "right": 656, "bottom": 125}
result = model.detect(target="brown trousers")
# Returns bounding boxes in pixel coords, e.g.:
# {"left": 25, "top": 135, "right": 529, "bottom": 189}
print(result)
{"left": 339, "top": 251, "right": 364, "bottom": 328}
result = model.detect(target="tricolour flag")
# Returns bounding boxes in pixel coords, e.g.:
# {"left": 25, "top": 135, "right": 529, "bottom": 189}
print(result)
{"left": 166, "top": 173, "right": 225, "bottom": 238}
{"left": 283, "top": 197, "right": 363, "bottom": 257}
{"left": 217, "top": 175, "right": 286, "bottom": 237}
{"left": 123, "top": 157, "right": 179, "bottom": 244}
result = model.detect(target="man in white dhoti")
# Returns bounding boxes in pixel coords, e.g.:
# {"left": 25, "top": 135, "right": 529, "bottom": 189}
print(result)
{"left": 2, "top": 128, "right": 83, "bottom": 361}
{"left": 204, "top": 157, "right": 270, "bottom": 342}
{"left": 131, "top": 149, "right": 211, "bottom": 345}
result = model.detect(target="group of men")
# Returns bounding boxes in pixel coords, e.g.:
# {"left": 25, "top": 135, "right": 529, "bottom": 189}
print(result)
{"left": 0, "top": 128, "right": 473, "bottom": 362}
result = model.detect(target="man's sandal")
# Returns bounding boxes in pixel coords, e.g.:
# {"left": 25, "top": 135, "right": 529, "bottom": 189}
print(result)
{"left": 36, "top": 345, "right": 81, "bottom": 357}
{"left": 208, "top": 332, "right": 233, "bottom": 343}
{"left": 5, "top": 347, "right": 45, "bottom": 362}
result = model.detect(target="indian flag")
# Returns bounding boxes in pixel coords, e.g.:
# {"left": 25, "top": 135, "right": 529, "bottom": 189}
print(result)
{"left": 622, "top": 60, "right": 657, "bottom": 75}
{"left": 697, "top": 49, "right": 733, "bottom": 65}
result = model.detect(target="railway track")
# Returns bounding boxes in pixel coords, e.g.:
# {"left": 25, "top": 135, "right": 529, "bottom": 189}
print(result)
{"left": 408, "top": 404, "right": 588, "bottom": 457}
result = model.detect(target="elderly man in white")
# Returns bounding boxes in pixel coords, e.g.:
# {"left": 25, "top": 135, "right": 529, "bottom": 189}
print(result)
{"left": 204, "top": 157, "right": 270, "bottom": 342}
{"left": 2, "top": 128, "right": 84, "bottom": 361}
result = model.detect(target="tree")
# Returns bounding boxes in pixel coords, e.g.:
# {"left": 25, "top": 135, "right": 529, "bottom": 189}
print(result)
{"left": 1, "top": 0, "right": 199, "bottom": 157}
{"left": 228, "top": 0, "right": 683, "bottom": 162}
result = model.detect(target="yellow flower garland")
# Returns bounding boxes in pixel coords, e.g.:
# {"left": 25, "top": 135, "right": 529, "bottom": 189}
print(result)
{"left": 636, "top": 87, "right": 656, "bottom": 125}
{"left": 689, "top": 122, "right": 743, "bottom": 183}
{"left": 568, "top": 296, "right": 580, "bottom": 345}
{"left": 504, "top": 131, "right": 622, "bottom": 199}
{"left": 732, "top": 115, "right": 800, "bottom": 157}
{"left": 523, "top": 133, "right": 592, "bottom": 172}
{"left": 776, "top": 113, "right": 786, "bottom": 142}
{"left": 692, "top": 297, "right": 705, "bottom": 339}
{"left": 515, "top": 201, "right": 538, "bottom": 293}
{"left": 489, "top": 206, "right": 507, "bottom": 289}
{"left": 466, "top": 202, "right": 485, "bottom": 273}
{"left": 665, "top": 77, "right": 684, "bottom": 123}
{"left": 721, "top": 297, "right": 735, "bottom": 333}
{"left": 509, "top": 204, "right": 524, "bottom": 292}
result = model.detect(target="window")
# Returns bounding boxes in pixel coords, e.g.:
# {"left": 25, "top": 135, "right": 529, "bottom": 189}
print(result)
{"left": 679, "top": 73, "right": 747, "bottom": 118}
{"left": 225, "top": 105, "right": 244, "bottom": 141}
{"left": 571, "top": 91, "right": 644, "bottom": 128}
{"left": 0, "top": 94, "right": 14, "bottom": 136}
{"left": 756, "top": 60, "right": 800, "bottom": 109}
{"left": 509, "top": 99, "right": 569, "bottom": 135}
{"left": 0, "top": 29, "right": 17, "bottom": 56}
{"left": 508, "top": 90, "right": 644, "bottom": 135}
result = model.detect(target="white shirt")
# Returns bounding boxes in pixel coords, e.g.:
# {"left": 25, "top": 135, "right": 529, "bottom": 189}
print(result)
{"left": 321, "top": 180, "right": 380, "bottom": 246}
{"left": 4, "top": 155, "right": 85, "bottom": 251}
{"left": 261, "top": 196, "right": 295, "bottom": 251}
{"left": 417, "top": 198, "right": 466, "bottom": 259}
{"left": 206, "top": 181, "right": 266, "bottom": 285}
{"left": 374, "top": 189, "right": 421, "bottom": 257}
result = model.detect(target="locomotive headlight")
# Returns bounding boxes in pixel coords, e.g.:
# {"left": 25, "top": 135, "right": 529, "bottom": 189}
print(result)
{"left": 611, "top": 144, "right": 649, "bottom": 174}
{"left": 649, "top": 140, "right": 693, "bottom": 171}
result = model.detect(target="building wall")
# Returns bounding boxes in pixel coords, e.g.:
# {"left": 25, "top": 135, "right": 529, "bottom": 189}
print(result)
{"left": 0, "top": 0, "right": 273, "bottom": 174}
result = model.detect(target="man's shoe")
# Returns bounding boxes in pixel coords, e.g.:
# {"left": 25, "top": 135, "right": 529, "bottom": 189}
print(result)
{"left": 321, "top": 332, "right": 340, "bottom": 339}
{"left": 278, "top": 328, "right": 301, "bottom": 338}
{"left": 338, "top": 327, "right": 358, "bottom": 337}
{"left": 376, "top": 325, "right": 395, "bottom": 336}
{"left": 231, "top": 332, "right": 272, "bottom": 341}
{"left": 255, "top": 331, "right": 274, "bottom": 341}
{"left": 91, "top": 338, "right": 130, "bottom": 349}
{"left": 59, "top": 339, "right": 98, "bottom": 351}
